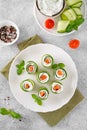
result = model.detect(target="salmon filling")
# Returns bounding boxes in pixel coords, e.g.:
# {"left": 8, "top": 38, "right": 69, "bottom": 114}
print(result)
{"left": 28, "top": 65, "right": 34, "bottom": 72}
{"left": 24, "top": 84, "right": 30, "bottom": 89}
{"left": 57, "top": 70, "right": 63, "bottom": 76}
{"left": 53, "top": 85, "right": 61, "bottom": 91}
{"left": 44, "top": 58, "right": 51, "bottom": 64}
{"left": 40, "top": 74, "right": 47, "bottom": 80}
{"left": 40, "top": 91, "right": 46, "bottom": 97}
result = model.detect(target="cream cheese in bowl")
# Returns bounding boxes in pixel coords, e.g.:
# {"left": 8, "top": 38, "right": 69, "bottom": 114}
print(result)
{"left": 36, "top": 0, "right": 65, "bottom": 17}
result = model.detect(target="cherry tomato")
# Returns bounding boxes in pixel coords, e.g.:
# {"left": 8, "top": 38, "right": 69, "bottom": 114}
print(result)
{"left": 45, "top": 19, "right": 55, "bottom": 29}
{"left": 68, "top": 39, "right": 80, "bottom": 49}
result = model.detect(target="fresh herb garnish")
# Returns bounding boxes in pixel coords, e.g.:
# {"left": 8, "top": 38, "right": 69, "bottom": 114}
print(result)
{"left": 66, "top": 21, "right": 75, "bottom": 32}
{"left": 10, "top": 111, "right": 22, "bottom": 119}
{"left": 0, "top": 108, "right": 22, "bottom": 119}
{"left": 75, "top": 17, "right": 84, "bottom": 26}
{"left": 57, "top": 63, "right": 65, "bottom": 68}
{"left": 52, "top": 64, "right": 58, "bottom": 69}
{"left": 52, "top": 63, "right": 65, "bottom": 69}
{"left": 32, "top": 94, "right": 42, "bottom": 106}
{"left": 66, "top": 17, "right": 84, "bottom": 32}
{"left": 16, "top": 60, "right": 25, "bottom": 75}
{"left": 0, "top": 108, "right": 10, "bottom": 115}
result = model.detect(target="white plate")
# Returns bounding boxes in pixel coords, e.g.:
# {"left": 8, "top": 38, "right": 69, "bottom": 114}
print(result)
{"left": 9, "top": 44, "right": 78, "bottom": 112}
{"left": 34, "top": 0, "right": 86, "bottom": 36}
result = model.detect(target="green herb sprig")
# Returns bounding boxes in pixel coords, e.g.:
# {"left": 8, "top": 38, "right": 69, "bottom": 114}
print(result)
{"left": 0, "top": 108, "right": 22, "bottom": 119}
{"left": 16, "top": 60, "right": 25, "bottom": 75}
{"left": 32, "top": 94, "right": 42, "bottom": 106}
{"left": 52, "top": 63, "right": 65, "bottom": 69}
{"left": 66, "top": 17, "right": 84, "bottom": 32}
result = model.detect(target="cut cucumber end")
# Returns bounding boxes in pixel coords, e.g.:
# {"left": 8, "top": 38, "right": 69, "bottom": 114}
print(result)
{"left": 57, "top": 20, "right": 70, "bottom": 33}
{"left": 61, "top": 8, "right": 77, "bottom": 21}
{"left": 61, "top": 13, "right": 68, "bottom": 20}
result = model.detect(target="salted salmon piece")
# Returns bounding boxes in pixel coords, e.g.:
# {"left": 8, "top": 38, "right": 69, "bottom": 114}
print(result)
{"left": 28, "top": 65, "right": 34, "bottom": 72}
{"left": 53, "top": 85, "right": 61, "bottom": 91}
{"left": 40, "top": 74, "right": 47, "bottom": 80}
{"left": 44, "top": 58, "right": 51, "bottom": 64}
{"left": 40, "top": 91, "right": 46, "bottom": 97}
{"left": 57, "top": 70, "right": 63, "bottom": 76}
{"left": 24, "top": 84, "right": 30, "bottom": 89}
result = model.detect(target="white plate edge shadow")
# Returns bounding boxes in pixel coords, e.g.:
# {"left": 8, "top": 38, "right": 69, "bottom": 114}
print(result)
{"left": 9, "top": 43, "right": 78, "bottom": 113}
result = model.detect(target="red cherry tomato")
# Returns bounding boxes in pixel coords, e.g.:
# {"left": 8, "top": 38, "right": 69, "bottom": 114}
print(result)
{"left": 68, "top": 39, "right": 80, "bottom": 49}
{"left": 45, "top": 19, "right": 55, "bottom": 29}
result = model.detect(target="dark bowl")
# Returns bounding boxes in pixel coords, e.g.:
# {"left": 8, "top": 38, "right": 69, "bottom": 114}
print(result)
{"left": 36, "top": 0, "right": 65, "bottom": 17}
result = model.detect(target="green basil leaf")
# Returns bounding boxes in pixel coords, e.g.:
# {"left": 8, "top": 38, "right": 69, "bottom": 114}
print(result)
{"left": 20, "top": 60, "right": 25, "bottom": 66}
{"left": 73, "top": 25, "right": 78, "bottom": 30}
{"left": 17, "top": 69, "right": 22, "bottom": 75}
{"left": 32, "top": 94, "right": 42, "bottom": 106}
{"left": 20, "top": 66, "right": 25, "bottom": 70}
{"left": 66, "top": 21, "right": 75, "bottom": 32}
{"left": 0, "top": 108, "right": 9, "bottom": 115}
{"left": 10, "top": 111, "right": 22, "bottom": 119}
{"left": 16, "top": 60, "right": 25, "bottom": 75}
{"left": 16, "top": 64, "right": 20, "bottom": 68}
{"left": 52, "top": 64, "right": 58, "bottom": 69}
{"left": 66, "top": 18, "right": 84, "bottom": 32}
{"left": 57, "top": 63, "right": 65, "bottom": 68}
{"left": 76, "top": 18, "right": 84, "bottom": 26}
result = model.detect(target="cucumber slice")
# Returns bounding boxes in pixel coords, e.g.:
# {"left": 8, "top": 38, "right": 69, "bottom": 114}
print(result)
{"left": 72, "top": 2, "right": 83, "bottom": 7}
{"left": 57, "top": 20, "right": 70, "bottom": 33}
{"left": 77, "top": 15, "right": 82, "bottom": 18}
{"left": 61, "top": 9, "right": 77, "bottom": 21}
{"left": 61, "top": 12, "right": 68, "bottom": 20}
{"left": 20, "top": 79, "right": 35, "bottom": 92}
{"left": 72, "top": 7, "right": 82, "bottom": 16}
{"left": 67, "top": 0, "right": 82, "bottom": 6}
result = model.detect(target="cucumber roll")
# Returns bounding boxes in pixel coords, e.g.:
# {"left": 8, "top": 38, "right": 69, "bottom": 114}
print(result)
{"left": 26, "top": 61, "right": 38, "bottom": 74}
{"left": 38, "top": 87, "right": 49, "bottom": 100}
{"left": 20, "top": 79, "right": 35, "bottom": 92}
{"left": 37, "top": 71, "right": 50, "bottom": 84}
{"left": 51, "top": 81, "right": 63, "bottom": 94}
{"left": 55, "top": 68, "right": 67, "bottom": 80}
{"left": 41, "top": 54, "right": 54, "bottom": 68}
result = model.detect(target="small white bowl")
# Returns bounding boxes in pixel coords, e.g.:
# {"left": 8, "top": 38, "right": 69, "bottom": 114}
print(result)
{"left": 36, "top": 0, "right": 65, "bottom": 17}
{"left": 0, "top": 20, "right": 19, "bottom": 47}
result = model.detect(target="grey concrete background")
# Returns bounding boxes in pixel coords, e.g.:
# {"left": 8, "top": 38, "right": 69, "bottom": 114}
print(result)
{"left": 0, "top": 0, "right": 87, "bottom": 130}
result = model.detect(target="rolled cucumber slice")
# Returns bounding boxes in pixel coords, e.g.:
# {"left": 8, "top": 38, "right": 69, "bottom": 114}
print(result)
{"left": 67, "top": 0, "right": 82, "bottom": 6}
{"left": 72, "top": 7, "right": 82, "bottom": 16}
{"left": 41, "top": 54, "right": 54, "bottom": 68}
{"left": 61, "top": 9, "right": 77, "bottom": 21}
{"left": 38, "top": 87, "right": 49, "bottom": 100}
{"left": 26, "top": 61, "right": 38, "bottom": 74}
{"left": 20, "top": 79, "right": 35, "bottom": 92}
{"left": 57, "top": 20, "right": 70, "bottom": 33}
{"left": 37, "top": 71, "right": 50, "bottom": 84}
{"left": 72, "top": 2, "right": 83, "bottom": 7}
